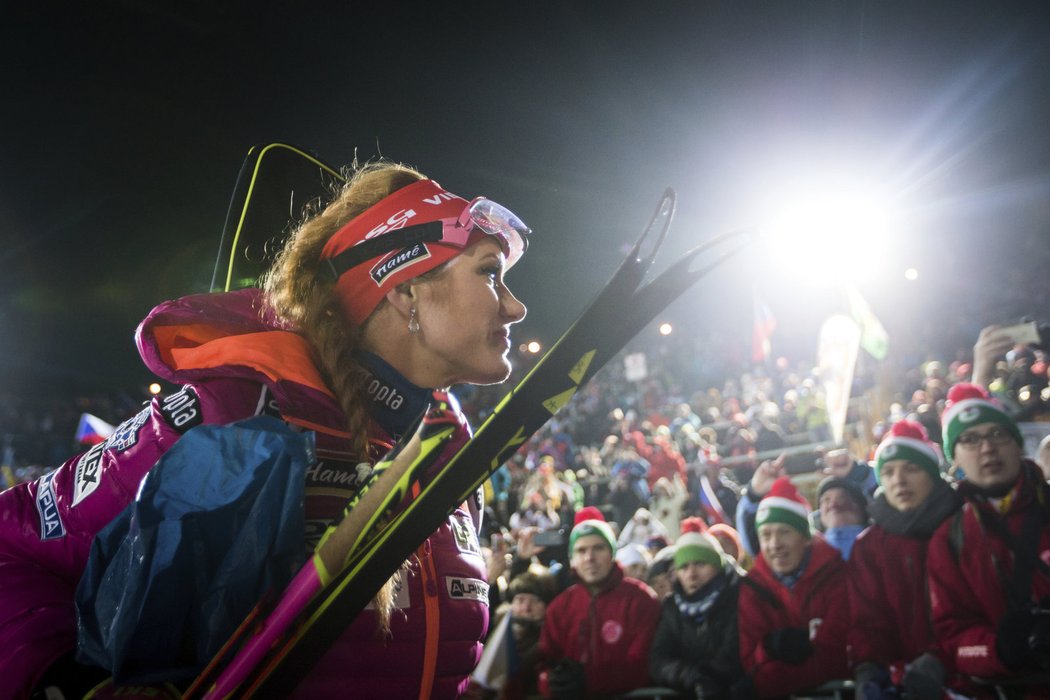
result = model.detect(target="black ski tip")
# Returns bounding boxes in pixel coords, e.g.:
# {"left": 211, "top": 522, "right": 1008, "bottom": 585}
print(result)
{"left": 627, "top": 187, "right": 677, "bottom": 265}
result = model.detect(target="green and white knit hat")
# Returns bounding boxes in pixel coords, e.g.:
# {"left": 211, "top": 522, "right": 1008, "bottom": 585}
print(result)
{"left": 874, "top": 419, "right": 941, "bottom": 484}
{"left": 755, "top": 476, "right": 811, "bottom": 537}
{"left": 569, "top": 519, "right": 617, "bottom": 555}
{"left": 941, "top": 383, "right": 1023, "bottom": 460}
{"left": 673, "top": 531, "right": 726, "bottom": 569}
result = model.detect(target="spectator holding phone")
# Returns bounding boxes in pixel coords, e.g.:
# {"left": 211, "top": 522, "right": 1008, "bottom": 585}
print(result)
{"left": 972, "top": 322, "right": 1033, "bottom": 389}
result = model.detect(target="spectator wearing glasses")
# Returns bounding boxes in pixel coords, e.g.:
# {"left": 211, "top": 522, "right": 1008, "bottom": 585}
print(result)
{"left": 927, "top": 383, "right": 1050, "bottom": 696}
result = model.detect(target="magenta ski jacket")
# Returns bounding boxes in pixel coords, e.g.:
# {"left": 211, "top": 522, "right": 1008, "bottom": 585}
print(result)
{"left": 0, "top": 289, "right": 489, "bottom": 700}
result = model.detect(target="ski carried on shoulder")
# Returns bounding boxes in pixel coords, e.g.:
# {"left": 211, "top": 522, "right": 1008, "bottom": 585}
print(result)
{"left": 189, "top": 181, "right": 751, "bottom": 698}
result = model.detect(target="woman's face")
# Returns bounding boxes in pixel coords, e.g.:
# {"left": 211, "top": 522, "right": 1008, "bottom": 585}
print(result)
{"left": 413, "top": 238, "right": 527, "bottom": 386}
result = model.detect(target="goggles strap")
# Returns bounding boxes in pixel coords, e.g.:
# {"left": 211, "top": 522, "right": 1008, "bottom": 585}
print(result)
{"left": 324, "top": 220, "right": 445, "bottom": 282}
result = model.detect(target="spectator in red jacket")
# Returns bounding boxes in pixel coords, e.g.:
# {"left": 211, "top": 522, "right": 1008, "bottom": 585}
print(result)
{"left": 539, "top": 516, "right": 660, "bottom": 699}
{"left": 850, "top": 420, "right": 961, "bottom": 700}
{"left": 738, "top": 477, "right": 850, "bottom": 698}
{"left": 927, "top": 383, "right": 1050, "bottom": 698}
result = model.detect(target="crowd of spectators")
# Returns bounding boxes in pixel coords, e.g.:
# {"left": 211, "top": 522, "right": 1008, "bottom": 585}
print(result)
{"left": 459, "top": 323, "right": 1050, "bottom": 699}
{"left": 4, "top": 321, "right": 1050, "bottom": 698}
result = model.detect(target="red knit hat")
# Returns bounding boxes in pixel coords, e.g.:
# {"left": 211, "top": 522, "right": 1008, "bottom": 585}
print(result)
{"left": 941, "top": 382, "right": 1023, "bottom": 459}
{"left": 679, "top": 516, "right": 709, "bottom": 534}
{"left": 873, "top": 419, "right": 940, "bottom": 484}
{"left": 755, "top": 476, "right": 811, "bottom": 537}
{"left": 574, "top": 506, "right": 605, "bottom": 526}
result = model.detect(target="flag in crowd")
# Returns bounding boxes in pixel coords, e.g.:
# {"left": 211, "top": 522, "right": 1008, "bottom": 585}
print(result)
{"left": 698, "top": 473, "right": 729, "bottom": 525}
{"left": 75, "top": 413, "right": 115, "bottom": 446}
{"left": 751, "top": 288, "right": 777, "bottom": 363}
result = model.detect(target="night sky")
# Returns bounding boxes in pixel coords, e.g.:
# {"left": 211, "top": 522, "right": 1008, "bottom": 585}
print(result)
{"left": 4, "top": 2, "right": 1050, "bottom": 398}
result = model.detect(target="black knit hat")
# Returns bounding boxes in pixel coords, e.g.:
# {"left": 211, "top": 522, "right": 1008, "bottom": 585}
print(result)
{"left": 816, "top": 476, "right": 867, "bottom": 514}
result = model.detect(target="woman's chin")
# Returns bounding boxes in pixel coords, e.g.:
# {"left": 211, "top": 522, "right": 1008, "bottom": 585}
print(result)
{"left": 457, "top": 360, "right": 513, "bottom": 387}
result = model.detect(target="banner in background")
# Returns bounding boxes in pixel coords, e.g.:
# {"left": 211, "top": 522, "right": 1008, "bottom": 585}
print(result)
{"left": 818, "top": 315, "right": 861, "bottom": 446}
{"left": 624, "top": 352, "right": 648, "bottom": 382}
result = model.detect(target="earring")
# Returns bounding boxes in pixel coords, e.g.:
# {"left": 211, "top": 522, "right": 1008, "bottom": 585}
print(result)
{"left": 408, "top": 307, "right": 420, "bottom": 334}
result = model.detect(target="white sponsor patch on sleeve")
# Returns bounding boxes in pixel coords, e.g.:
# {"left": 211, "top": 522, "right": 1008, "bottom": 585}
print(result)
{"left": 103, "top": 407, "right": 151, "bottom": 452}
{"left": 72, "top": 441, "right": 107, "bottom": 506}
{"left": 36, "top": 471, "right": 66, "bottom": 540}
{"left": 445, "top": 576, "right": 489, "bottom": 604}
{"left": 450, "top": 513, "right": 482, "bottom": 556}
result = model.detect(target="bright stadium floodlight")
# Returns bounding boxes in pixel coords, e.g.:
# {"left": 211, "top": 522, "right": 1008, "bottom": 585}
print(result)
{"left": 759, "top": 184, "right": 894, "bottom": 285}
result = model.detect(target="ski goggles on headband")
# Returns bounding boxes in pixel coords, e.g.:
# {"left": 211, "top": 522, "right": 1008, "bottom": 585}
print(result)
{"left": 322, "top": 179, "right": 529, "bottom": 283}
{"left": 320, "top": 178, "right": 530, "bottom": 324}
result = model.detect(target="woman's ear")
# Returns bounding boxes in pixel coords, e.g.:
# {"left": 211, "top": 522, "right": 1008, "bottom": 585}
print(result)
{"left": 384, "top": 283, "right": 416, "bottom": 318}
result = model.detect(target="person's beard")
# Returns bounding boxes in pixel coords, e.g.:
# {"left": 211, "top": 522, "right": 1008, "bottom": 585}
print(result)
{"left": 511, "top": 616, "right": 542, "bottom": 643}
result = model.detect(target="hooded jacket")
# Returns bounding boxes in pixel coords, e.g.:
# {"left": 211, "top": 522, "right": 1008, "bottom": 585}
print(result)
{"left": 738, "top": 534, "right": 850, "bottom": 698}
{"left": 0, "top": 290, "right": 488, "bottom": 700}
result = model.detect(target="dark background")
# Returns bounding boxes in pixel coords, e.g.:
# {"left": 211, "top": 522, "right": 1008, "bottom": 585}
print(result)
{"left": 3, "top": 2, "right": 1050, "bottom": 398}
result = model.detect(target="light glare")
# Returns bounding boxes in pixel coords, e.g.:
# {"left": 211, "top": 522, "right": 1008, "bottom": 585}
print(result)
{"left": 761, "top": 186, "right": 894, "bottom": 285}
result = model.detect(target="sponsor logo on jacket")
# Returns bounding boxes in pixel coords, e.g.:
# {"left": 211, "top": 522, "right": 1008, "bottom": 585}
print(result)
{"left": 366, "top": 377, "right": 405, "bottom": 412}
{"left": 73, "top": 441, "right": 107, "bottom": 506}
{"left": 305, "top": 461, "right": 372, "bottom": 490}
{"left": 159, "top": 386, "right": 202, "bottom": 433}
{"left": 36, "top": 471, "right": 65, "bottom": 540}
{"left": 104, "top": 407, "right": 150, "bottom": 452}
{"left": 808, "top": 617, "right": 823, "bottom": 639}
{"left": 446, "top": 576, "right": 489, "bottom": 604}
{"left": 450, "top": 514, "right": 482, "bottom": 556}
{"left": 602, "top": 620, "right": 623, "bottom": 644}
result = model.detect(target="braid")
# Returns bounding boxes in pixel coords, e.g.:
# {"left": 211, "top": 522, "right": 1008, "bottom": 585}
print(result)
{"left": 260, "top": 160, "right": 427, "bottom": 634}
